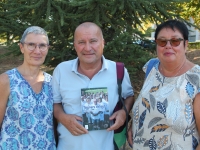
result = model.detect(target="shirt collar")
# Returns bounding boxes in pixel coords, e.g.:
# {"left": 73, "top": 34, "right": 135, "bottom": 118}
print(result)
{"left": 72, "top": 55, "right": 108, "bottom": 74}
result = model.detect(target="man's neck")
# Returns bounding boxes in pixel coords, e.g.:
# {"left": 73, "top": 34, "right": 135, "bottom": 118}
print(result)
{"left": 78, "top": 61, "right": 102, "bottom": 79}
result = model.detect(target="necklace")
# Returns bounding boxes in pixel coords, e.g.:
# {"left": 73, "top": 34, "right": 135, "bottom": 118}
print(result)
{"left": 160, "top": 59, "right": 187, "bottom": 77}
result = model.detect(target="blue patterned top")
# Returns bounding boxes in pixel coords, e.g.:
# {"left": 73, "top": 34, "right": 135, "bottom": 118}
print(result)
{"left": 132, "top": 59, "right": 200, "bottom": 150}
{"left": 0, "top": 68, "right": 56, "bottom": 150}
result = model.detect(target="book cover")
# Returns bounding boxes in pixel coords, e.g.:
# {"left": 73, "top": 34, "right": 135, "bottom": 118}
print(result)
{"left": 81, "top": 87, "right": 110, "bottom": 131}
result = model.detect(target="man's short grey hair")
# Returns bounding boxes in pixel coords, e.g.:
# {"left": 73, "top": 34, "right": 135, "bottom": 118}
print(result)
{"left": 20, "top": 26, "right": 49, "bottom": 44}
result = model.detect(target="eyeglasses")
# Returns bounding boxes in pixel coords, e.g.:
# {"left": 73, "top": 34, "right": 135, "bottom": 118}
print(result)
{"left": 22, "top": 42, "right": 49, "bottom": 51}
{"left": 155, "top": 38, "right": 184, "bottom": 47}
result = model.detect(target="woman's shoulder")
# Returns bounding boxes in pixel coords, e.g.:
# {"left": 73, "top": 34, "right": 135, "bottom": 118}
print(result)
{"left": 43, "top": 71, "right": 52, "bottom": 82}
{"left": 185, "top": 64, "right": 200, "bottom": 81}
{"left": 0, "top": 72, "right": 9, "bottom": 87}
{"left": 143, "top": 58, "right": 159, "bottom": 75}
{"left": 190, "top": 64, "right": 200, "bottom": 73}
{"left": 0, "top": 68, "right": 17, "bottom": 81}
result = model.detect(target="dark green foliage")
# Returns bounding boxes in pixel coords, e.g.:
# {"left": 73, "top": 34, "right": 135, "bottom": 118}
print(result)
{"left": 0, "top": 0, "right": 188, "bottom": 79}
{"left": 145, "top": 27, "right": 155, "bottom": 37}
{"left": 188, "top": 42, "right": 200, "bottom": 49}
{"left": 181, "top": 0, "right": 200, "bottom": 27}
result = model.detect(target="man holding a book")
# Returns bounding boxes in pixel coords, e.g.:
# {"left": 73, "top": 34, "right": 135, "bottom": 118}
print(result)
{"left": 52, "top": 22, "right": 134, "bottom": 150}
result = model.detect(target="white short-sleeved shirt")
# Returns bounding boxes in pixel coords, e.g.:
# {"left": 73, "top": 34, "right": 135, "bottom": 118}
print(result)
{"left": 52, "top": 56, "right": 134, "bottom": 150}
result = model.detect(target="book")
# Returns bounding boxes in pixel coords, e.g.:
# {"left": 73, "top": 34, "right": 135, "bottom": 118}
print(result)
{"left": 81, "top": 87, "right": 110, "bottom": 131}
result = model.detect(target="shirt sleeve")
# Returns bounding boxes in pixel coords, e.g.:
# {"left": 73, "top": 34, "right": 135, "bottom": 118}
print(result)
{"left": 121, "top": 67, "right": 134, "bottom": 99}
{"left": 52, "top": 66, "right": 62, "bottom": 103}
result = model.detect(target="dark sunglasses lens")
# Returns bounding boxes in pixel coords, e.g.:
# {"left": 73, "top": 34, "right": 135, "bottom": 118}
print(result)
{"left": 156, "top": 39, "right": 167, "bottom": 47}
{"left": 170, "top": 39, "right": 181, "bottom": 46}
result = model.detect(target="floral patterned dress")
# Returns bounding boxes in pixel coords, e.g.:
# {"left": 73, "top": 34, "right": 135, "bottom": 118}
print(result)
{"left": 132, "top": 59, "right": 200, "bottom": 150}
{"left": 0, "top": 68, "right": 56, "bottom": 150}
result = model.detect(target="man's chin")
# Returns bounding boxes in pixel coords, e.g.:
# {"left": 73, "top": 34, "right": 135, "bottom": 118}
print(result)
{"left": 82, "top": 57, "right": 95, "bottom": 63}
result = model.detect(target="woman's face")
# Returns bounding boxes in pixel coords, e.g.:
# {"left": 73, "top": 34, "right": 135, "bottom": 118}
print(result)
{"left": 19, "top": 33, "right": 49, "bottom": 67}
{"left": 156, "top": 27, "right": 188, "bottom": 64}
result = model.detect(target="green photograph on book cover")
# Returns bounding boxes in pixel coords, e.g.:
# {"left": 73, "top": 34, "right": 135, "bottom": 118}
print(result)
{"left": 81, "top": 87, "right": 110, "bottom": 131}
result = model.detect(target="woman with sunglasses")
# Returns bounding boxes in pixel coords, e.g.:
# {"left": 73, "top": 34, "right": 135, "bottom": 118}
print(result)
{"left": 0, "top": 26, "right": 56, "bottom": 149}
{"left": 128, "top": 19, "right": 200, "bottom": 150}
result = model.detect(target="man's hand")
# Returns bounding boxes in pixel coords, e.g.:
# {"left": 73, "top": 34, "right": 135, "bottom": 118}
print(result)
{"left": 107, "top": 109, "right": 126, "bottom": 131}
{"left": 54, "top": 103, "right": 88, "bottom": 136}
{"left": 61, "top": 114, "right": 88, "bottom": 136}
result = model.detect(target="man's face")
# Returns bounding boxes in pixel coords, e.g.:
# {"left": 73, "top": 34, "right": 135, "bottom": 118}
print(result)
{"left": 74, "top": 25, "right": 104, "bottom": 66}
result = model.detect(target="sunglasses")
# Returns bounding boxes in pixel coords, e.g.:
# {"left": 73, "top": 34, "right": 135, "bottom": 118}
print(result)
{"left": 155, "top": 38, "right": 184, "bottom": 47}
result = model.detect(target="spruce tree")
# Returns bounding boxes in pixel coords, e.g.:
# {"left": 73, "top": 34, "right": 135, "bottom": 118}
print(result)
{"left": 0, "top": 0, "right": 189, "bottom": 78}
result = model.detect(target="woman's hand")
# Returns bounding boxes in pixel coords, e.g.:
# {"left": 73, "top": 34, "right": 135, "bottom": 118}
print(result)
{"left": 194, "top": 93, "right": 200, "bottom": 150}
{"left": 196, "top": 144, "right": 200, "bottom": 150}
{"left": 127, "top": 122, "right": 133, "bottom": 148}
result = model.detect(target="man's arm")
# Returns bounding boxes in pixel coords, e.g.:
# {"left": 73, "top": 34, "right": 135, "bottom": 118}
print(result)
{"left": 124, "top": 96, "right": 134, "bottom": 113}
{"left": 107, "top": 65, "right": 134, "bottom": 131}
{"left": 54, "top": 103, "right": 88, "bottom": 136}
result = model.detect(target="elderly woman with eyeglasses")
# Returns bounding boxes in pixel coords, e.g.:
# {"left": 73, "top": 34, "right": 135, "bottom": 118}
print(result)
{"left": 0, "top": 26, "right": 56, "bottom": 149}
{"left": 128, "top": 19, "right": 200, "bottom": 150}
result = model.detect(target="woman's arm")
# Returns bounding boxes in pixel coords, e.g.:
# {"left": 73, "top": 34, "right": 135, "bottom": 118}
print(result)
{"left": 0, "top": 73, "right": 10, "bottom": 128}
{"left": 193, "top": 93, "right": 200, "bottom": 150}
